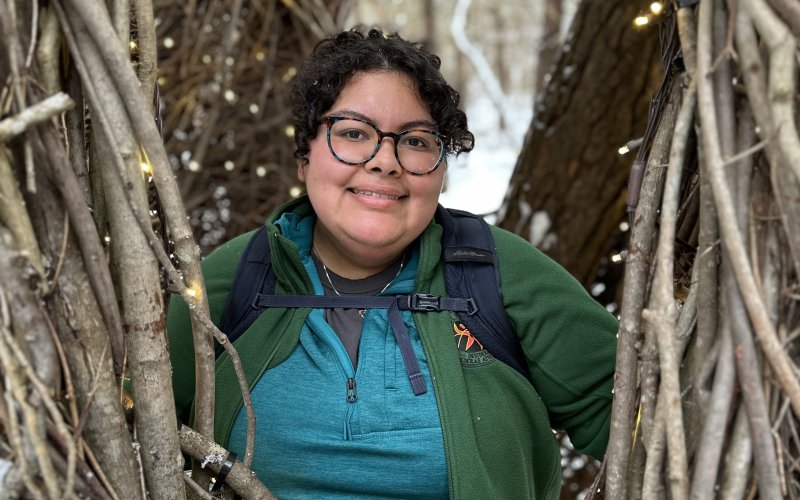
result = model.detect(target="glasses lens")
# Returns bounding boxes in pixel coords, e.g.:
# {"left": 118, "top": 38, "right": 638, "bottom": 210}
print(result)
{"left": 328, "top": 118, "right": 443, "bottom": 174}
{"left": 396, "top": 130, "right": 443, "bottom": 174}
{"left": 328, "top": 118, "right": 379, "bottom": 164}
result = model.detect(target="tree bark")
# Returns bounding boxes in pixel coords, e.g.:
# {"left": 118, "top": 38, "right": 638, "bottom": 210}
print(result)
{"left": 497, "top": 0, "right": 661, "bottom": 285}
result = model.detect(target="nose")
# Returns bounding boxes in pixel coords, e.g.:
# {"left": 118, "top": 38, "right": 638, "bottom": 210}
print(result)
{"left": 365, "top": 136, "right": 402, "bottom": 177}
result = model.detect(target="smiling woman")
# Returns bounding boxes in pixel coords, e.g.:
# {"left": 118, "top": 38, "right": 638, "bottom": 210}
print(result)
{"left": 167, "top": 27, "right": 618, "bottom": 500}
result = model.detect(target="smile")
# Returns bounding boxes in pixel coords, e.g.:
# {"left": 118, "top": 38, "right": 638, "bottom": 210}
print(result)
{"left": 350, "top": 189, "right": 403, "bottom": 200}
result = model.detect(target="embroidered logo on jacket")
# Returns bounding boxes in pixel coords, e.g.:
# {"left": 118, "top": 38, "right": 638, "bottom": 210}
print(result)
{"left": 453, "top": 322, "right": 484, "bottom": 352}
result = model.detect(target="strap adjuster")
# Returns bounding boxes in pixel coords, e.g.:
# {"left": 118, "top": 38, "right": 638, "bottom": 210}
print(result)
{"left": 407, "top": 293, "right": 441, "bottom": 312}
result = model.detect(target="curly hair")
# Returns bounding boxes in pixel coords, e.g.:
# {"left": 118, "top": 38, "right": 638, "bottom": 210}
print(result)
{"left": 291, "top": 27, "right": 474, "bottom": 166}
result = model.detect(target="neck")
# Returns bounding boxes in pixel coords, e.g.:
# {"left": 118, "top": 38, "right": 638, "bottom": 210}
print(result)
{"left": 311, "top": 226, "right": 405, "bottom": 280}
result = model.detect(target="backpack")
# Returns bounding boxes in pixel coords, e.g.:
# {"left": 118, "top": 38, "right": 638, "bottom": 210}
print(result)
{"left": 218, "top": 206, "right": 531, "bottom": 391}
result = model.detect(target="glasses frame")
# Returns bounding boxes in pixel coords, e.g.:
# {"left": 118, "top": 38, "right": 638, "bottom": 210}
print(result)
{"left": 322, "top": 115, "right": 447, "bottom": 175}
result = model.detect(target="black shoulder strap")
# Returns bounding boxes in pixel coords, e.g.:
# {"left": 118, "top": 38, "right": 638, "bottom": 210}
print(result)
{"left": 436, "top": 206, "right": 531, "bottom": 382}
{"left": 217, "top": 225, "right": 275, "bottom": 357}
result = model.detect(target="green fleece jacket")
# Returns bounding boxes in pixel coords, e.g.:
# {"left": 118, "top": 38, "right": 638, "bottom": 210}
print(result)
{"left": 168, "top": 197, "right": 617, "bottom": 499}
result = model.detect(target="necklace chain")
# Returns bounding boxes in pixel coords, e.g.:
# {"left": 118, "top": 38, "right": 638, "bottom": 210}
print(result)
{"left": 315, "top": 249, "right": 405, "bottom": 297}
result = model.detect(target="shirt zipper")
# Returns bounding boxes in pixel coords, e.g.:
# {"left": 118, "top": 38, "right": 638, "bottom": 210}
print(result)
{"left": 346, "top": 377, "right": 357, "bottom": 403}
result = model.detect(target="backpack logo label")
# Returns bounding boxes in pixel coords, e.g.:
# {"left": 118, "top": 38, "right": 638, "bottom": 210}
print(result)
{"left": 444, "top": 246, "right": 494, "bottom": 263}
{"left": 453, "top": 322, "right": 484, "bottom": 352}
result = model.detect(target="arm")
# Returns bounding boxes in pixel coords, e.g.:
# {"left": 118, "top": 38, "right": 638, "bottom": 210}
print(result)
{"left": 492, "top": 226, "right": 617, "bottom": 459}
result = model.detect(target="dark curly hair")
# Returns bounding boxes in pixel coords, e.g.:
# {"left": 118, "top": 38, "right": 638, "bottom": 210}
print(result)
{"left": 291, "top": 27, "right": 474, "bottom": 166}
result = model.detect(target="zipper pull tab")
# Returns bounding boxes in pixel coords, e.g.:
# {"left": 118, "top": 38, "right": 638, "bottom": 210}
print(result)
{"left": 346, "top": 378, "right": 357, "bottom": 403}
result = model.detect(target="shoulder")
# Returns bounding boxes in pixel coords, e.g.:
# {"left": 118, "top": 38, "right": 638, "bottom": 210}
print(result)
{"left": 203, "top": 229, "right": 260, "bottom": 272}
{"left": 489, "top": 224, "right": 580, "bottom": 287}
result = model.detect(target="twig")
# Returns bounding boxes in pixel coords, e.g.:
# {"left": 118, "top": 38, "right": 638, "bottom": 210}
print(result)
{"left": 131, "top": 0, "right": 157, "bottom": 107}
{"left": 689, "top": 317, "right": 736, "bottom": 499}
{"left": 722, "top": 137, "right": 768, "bottom": 165}
{"left": 741, "top": 0, "right": 800, "bottom": 185}
{"left": 50, "top": 210, "right": 70, "bottom": 288}
{"left": 24, "top": 0, "right": 40, "bottom": 69}
{"left": 764, "top": 0, "right": 800, "bottom": 37}
{"left": 0, "top": 146, "right": 46, "bottom": 280}
{"left": 0, "top": 92, "right": 75, "bottom": 142}
{"left": 718, "top": 406, "right": 754, "bottom": 498}
{"left": 183, "top": 474, "right": 215, "bottom": 500}
{"left": 179, "top": 424, "right": 276, "bottom": 499}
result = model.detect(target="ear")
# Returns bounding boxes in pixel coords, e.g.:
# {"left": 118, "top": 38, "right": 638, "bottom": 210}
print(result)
{"left": 297, "top": 162, "right": 307, "bottom": 183}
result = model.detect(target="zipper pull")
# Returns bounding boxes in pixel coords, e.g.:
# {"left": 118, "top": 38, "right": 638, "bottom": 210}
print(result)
{"left": 346, "top": 378, "right": 357, "bottom": 403}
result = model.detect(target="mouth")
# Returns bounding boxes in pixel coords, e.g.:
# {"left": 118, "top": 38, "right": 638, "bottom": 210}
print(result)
{"left": 348, "top": 188, "right": 405, "bottom": 200}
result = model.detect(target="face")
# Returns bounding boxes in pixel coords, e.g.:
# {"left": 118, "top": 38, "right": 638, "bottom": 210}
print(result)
{"left": 298, "top": 70, "right": 446, "bottom": 275}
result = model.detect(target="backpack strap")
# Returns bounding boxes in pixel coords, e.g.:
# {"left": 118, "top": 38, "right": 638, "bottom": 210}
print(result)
{"left": 217, "top": 225, "right": 274, "bottom": 357}
{"left": 435, "top": 206, "right": 531, "bottom": 382}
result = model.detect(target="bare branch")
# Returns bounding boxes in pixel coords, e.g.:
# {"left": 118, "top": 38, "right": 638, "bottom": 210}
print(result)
{"left": 0, "top": 92, "right": 74, "bottom": 142}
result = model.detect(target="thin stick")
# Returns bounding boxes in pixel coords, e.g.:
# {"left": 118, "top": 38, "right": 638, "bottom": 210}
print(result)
{"left": 0, "top": 91, "right": 74, "bottom": 142}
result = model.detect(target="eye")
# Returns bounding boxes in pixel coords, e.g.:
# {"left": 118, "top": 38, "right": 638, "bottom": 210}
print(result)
{"left": 399, "top": 132, "right": 438, "bottom": 151}
{"left": 330, "top": 118, "right": 374, "bottom": 142}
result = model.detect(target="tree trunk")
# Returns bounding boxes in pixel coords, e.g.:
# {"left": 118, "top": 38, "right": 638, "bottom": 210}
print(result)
{"left": 497, "top": 0, "right": 662, "bottom": 286}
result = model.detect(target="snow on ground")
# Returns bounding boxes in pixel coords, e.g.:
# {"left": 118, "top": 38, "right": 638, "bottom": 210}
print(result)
{"left": 439, "top": 93, "right": 531, "bottom": 220}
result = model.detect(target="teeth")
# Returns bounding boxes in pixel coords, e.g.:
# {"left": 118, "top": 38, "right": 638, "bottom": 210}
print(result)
{"left": 352, "top": 189, "right": 399, "bottom": 200}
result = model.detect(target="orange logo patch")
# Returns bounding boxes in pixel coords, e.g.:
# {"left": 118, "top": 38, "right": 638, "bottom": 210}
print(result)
{"left": 453, "top": 322, "right": 483, "bottom": 352}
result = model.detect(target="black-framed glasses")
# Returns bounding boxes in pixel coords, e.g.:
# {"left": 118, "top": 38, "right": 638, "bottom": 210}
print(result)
{"left": 322, "top": 115, "right": 446, "bottom": 175}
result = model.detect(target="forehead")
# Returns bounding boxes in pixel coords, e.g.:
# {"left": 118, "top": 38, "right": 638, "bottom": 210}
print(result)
{"left": 330, "top": 70, "right": 432, "bottom": 125}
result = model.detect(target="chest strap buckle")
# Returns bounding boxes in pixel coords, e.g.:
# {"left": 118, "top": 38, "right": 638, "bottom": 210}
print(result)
{"left": 406, "top": 293, "right": 441, "bottom": 312}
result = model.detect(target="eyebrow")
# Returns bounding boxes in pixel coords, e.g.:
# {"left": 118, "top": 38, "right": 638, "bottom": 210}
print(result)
{"left": 331, "top": 109, "right": 438, "bottom": 131}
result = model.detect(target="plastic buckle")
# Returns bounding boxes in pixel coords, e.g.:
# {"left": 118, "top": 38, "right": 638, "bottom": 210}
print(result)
{"left": 465, "top": 298, "right": 478, "bottom": 316}
{"left": 408, "top": 294, "right": 441, "bottom": 312}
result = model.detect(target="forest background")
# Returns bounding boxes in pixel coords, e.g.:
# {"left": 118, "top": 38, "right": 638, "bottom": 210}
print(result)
{"left": 1, "top": 0, "right": 799, "bottom": 499}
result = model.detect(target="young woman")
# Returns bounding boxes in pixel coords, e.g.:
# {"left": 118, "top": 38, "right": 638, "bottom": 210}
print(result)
{"left": 168, "top": 28, "right": 618, "bottom": 499}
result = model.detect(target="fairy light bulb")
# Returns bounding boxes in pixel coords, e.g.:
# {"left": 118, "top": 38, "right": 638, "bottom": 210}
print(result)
{"left": 650, "top": 2, "right": 664, "bottom": 15}
{"left": 634, "top": 15, "right": 649, "bottom": 27}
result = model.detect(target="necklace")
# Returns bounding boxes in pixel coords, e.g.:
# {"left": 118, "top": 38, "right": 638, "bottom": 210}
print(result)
{"left": 314, "top": 249, "right": 405, "bottom": 298}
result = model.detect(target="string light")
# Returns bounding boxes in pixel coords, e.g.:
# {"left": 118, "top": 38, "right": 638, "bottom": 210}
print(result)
{"left": 185, "top": 283, "right": 202, "bottom": 300}
{"left": 163, "top": 37, "right": 175, "bottom": 49}
{"left": 285, "top": 125, "right": 295, "bottom": 138}
{"left": 140, "top": 162, "right": 152, "bottom": 174}
{"left": 634, "top": 15, "right": 649, "bottom": 27}
{"left": 650, "top": 2, "right": 664, "bottom": 15}
{"left": 282, "top": 67, "right": 297, "bottom": 83}
{"left": 611, "top": 253, "right": 624, "bottom": 263}
{"left": 289, "top": 186, "right": 303, "bottom": 197}
{"left": 618, "top": 145, "right": 630, "bottom": 155}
